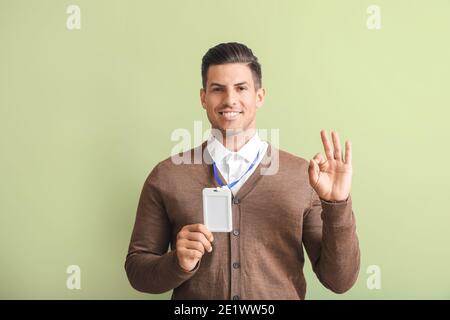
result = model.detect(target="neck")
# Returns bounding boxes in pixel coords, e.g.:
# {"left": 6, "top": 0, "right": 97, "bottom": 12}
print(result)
{"left": 213, "top": 128, "right": 256, "bottom": 152}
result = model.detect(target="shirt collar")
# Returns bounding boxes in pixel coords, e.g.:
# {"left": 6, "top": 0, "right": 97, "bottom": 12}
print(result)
{"left": 207, "top": 131, "right": 262, "bottom": 164}
{"left": 236, "top": 132, "right": 262, "bottom": 162}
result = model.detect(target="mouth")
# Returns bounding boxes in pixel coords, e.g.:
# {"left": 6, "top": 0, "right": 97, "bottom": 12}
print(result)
{"left": 218, "top": 111, "right": 243, "bottom": 120}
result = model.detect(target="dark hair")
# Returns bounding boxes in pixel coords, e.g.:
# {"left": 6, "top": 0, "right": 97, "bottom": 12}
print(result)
{"left": 201, "top": 42, "right": 262, "bottom": 90}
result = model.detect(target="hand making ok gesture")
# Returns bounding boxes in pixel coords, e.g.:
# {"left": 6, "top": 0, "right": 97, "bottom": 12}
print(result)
{"left": 308, "top": 130, "right": 352, "bottom": 202}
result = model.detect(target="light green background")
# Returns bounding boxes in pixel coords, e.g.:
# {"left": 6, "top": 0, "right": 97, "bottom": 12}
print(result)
{"left": 1, "top": 0, "right": 449, "bottom": 299}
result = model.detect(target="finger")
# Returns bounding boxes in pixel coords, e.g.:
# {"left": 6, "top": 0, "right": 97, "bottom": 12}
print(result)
{"left": 185, "top": 232, "right": 213, "bottom": 252}
{"left": 190, "top": 249, "right": 203, "bottom": 260}
{"left": 183, "top": 248, "right": 203, "bottom": 260}
{"left": 312, "top": 153, "right": 321, "bottom": 161}
{"left": 308, "top": 159, "right": 320, "bottom": 187}
{"left": 345, "top": 140, "right": 352, "bottom": 164}
{"left": 313, "top": 153, "right": 325, "bottom": 165}
{"left": 177, "top": 247, "right": 203, "bottom": 262}
{"left": 331, "top": 131, "right": 342, "bottom": 161}
{"left": 320, "top": 129, "right": 333, "bottom": 160}
{"left": 186, "top": 224, "right": 214, "bottom": 242}
{"left": 184, "top": 240, "right": 206, "bottom": 255}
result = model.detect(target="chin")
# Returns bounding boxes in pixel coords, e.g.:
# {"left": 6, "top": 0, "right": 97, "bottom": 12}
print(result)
{"left": 215, "top": 120, "right": 239, "bottom": 129}
{"left": 221, "top": 127, "right": 248, "bottom": 137}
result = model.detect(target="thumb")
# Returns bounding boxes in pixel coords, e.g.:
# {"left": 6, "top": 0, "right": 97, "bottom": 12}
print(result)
{"left": 308, "top": 159, "right": 319, "bottom": 186}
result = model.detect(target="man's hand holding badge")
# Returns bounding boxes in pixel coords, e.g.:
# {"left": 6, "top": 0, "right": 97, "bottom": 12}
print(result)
{"left": 175, "top": 223, "right": 214, "bottom": 272}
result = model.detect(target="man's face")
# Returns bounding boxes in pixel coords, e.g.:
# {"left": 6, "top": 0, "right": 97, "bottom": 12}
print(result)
{"left": 200, "top": 63, "right": 265, "bottom": 135}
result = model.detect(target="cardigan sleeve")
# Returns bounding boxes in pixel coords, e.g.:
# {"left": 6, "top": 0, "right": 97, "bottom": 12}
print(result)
{"left": 124, "top": 163, "right": 200, "bottom": 294}
{"left": 302, "top": 188, "right": 361, "bottom": 294}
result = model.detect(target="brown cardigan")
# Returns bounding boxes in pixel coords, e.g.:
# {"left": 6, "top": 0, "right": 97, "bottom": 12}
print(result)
{"left": 125, "top": 142, "right": 360, "bottom": 299}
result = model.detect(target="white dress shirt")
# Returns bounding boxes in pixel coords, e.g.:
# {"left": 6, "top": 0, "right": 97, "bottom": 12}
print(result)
{"left": 206, "top": 132, "right": 268, "bottom": 195}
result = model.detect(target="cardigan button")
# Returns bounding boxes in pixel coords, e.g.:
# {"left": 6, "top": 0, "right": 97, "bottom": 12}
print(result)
{"left": 232, "top": 295, "right": 240, "bottom": 300}
{"left": 233, "top": 198, "right": 240, "bottom": 204}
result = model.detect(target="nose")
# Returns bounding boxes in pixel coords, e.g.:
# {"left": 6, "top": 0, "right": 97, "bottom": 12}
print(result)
{"left": 223, "top": 90, "right": 238, "bottom": 107}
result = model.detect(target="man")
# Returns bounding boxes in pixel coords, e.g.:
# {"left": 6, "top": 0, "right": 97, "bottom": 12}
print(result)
{"left": 125, "top": 42, "right": 360, "bottom": 300}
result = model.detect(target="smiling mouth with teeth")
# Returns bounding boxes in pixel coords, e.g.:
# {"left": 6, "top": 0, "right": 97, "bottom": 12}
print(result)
{"left": 218, "top": 111, "right": 243, "bottom": 120}
{"left": 219, "top": 111, "right": 243, "bottom": 115}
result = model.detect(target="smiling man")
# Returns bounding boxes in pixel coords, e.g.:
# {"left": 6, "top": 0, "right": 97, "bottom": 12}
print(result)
{"left": 125, "top": 42, "right": 360, "bottom": 299}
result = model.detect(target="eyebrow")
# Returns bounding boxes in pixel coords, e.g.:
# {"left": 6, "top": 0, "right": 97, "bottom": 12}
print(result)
{"left": 210, "top": 81, "right": 249, "bottom": 87}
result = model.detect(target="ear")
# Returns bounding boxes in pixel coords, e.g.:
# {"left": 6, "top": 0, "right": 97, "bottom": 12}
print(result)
{"left": 255, "top": 87, "right": 266, "bottom": 109}
{"left": 200, "top": 88, "right": 206, "bottom": 110}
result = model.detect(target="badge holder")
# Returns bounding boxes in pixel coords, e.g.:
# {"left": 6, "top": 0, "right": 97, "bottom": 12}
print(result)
{"left": 202, "top": 187, "right": 233, "bottom": 232}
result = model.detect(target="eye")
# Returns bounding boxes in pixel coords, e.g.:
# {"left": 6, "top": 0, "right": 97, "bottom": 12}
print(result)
{"left": 238, "top": 86, "right": 247, "bottom": 91}
{"left": 212, "top": 87, "right": 223, "bottom": 92}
